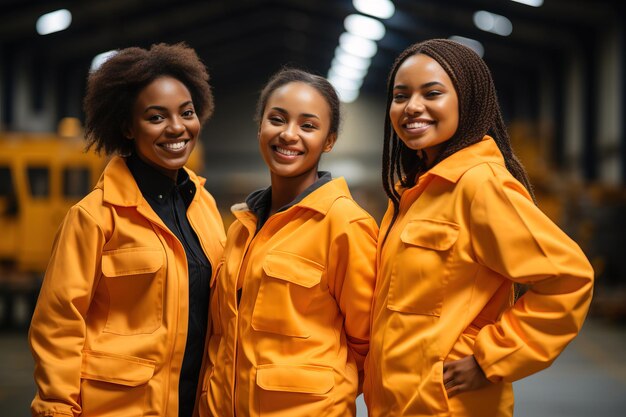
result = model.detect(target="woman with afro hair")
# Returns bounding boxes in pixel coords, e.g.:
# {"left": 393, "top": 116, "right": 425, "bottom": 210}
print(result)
{"left": 29, "top": 43, "right": 225, "bottom": 417}
{"left": 363, "top": 39, "right": 594, "bottom": 416}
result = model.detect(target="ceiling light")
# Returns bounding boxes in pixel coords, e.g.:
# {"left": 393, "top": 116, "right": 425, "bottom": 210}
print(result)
{"left": 353, "top": 0, "right": 395, "bottom": 20}
{"left": 449, "top": 36, "right": 484, "bottom": 57}
{"left": 36, "top": 9, "right": 72, "bottom": 35}
{"left": 330, "top": 60, "right": 368, "bottom": 79}
{"left": 339, "top": 32, "right": 378, "bottom": 58}
{"left": 473, "top": 10, "right": 513, "bottom": 36}
{"left": 334, "top": 47, "right": 372, "bottom": 71}
{"left": 328, "top": 73, "right": 363, "bottom": 91}
{"left": 344, "top": 14, "right": 386, "bottom": 41}
{"left": 510, "top": 0, "right": 543, "bottom": 6}
{"left": 335, "top": 88, "right": 360, "bottom": 103}
{"left": 90, "top": 50, "right": 118, "bottom": 72}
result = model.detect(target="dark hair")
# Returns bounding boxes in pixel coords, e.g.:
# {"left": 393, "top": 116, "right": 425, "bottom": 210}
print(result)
{"left": 382, "top": 39, "right": 535, "bottom": 217}
{"left": 83, "top": 42, "right": 214, "bottom": 155}
{"left": 255, "top": 68, "right": 341, "bottom": 135}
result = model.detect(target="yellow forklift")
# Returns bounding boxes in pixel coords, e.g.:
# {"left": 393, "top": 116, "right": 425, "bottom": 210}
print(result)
{"left": 0, "top": 117, "right": 204, "bottom": 328}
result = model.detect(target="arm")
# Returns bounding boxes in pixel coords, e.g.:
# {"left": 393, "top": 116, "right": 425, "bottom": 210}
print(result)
{"left": 329, "top": 215, "right": 378, "bottom": 371}
{"left": 29, "top": 205, "right": 105, "bottom": 417}
{"left": 469, "top": 172, "right": 593, "bottom": 383}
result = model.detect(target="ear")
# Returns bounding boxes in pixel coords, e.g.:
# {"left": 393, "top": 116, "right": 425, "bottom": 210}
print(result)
{"left": 322, "top": 132, "right": 337, "bottom": 153}
{"left": 123, "top": 125, "right": 134, "bottom": 140}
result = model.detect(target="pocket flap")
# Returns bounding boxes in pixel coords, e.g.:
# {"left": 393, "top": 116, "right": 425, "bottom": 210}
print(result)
{"left": 81, "top": 350, "right": 155, "bottom": 387}
{"left": 400, "top": 219, "right": 459, "bottom": 250}
{"left": 262, "top": 251, "right": 323, "bottom": 288}
{"left": 256, "top": 364, "right": 334, "bottom": 394}
{"left": 102, "top": 247, "right": 163, "bottom": 277}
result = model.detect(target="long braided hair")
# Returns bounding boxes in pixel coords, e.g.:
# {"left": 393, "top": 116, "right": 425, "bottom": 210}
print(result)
{"left": 382, "top": 39, "right": 535, "bottom": 220}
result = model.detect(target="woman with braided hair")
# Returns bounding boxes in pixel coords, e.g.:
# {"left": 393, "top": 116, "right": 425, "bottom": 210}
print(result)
{"left": 363, "top": 39, "right": 594, "bottom": 416}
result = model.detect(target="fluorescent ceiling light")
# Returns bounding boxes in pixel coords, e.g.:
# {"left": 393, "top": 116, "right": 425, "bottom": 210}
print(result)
{"left": 510, "top": 0, "right": 543, "bottom": 6}
{"left": 344, "top": 14, "right": 386, "bottom": 41}
{"left": 335, "top": 88, "right": 360, "bottom": 103}
{"left": 334, "top": 47, "right": 372, "bottom": 71}
{"left": 449, "top": 36, "right": 484, "bottom": 57}
{"left": 328, "top": 72, "right": 363, "bottom": 90}
{"left": 331, "top": 60, "right": 368, "bottom": 80}
{"left": 36, "top": 9, "right": 72, "bottom": 35}
{"left": 339, "top": 32, "right": 378, "bottom": 58}
{"left": 90, "top": 50, "right": 118, "bottom": 72}
{"left": 353, "top": 0, "right": 395, "bottom": 20}
{"left": 473, "top": 10, "right": 513, "bottom": 36}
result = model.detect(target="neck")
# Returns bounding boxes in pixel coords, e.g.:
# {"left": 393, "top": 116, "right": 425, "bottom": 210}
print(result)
{"left": 269, "top": 170, "right": 318, "bottom": 215}
{"left": 134, "top": 151, "right": 178, "bottom": 181}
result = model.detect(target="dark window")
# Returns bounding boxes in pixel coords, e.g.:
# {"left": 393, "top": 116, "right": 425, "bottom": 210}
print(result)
{"left": 0, "top": 166, "right": 13, "bottom": 197}
{"left": 0, "top": 166, "right": 18, "bottom": 215}
{"left": 27, "top": 167, "right": 49, "bottom": 197}
{"left": 63, "top": 167, "right": 90, "bottom": 198}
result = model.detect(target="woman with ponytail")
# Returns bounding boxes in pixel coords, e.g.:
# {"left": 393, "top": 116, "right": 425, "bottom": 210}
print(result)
{"left": 364, "top": 39, "right": 594, "bottom": 416}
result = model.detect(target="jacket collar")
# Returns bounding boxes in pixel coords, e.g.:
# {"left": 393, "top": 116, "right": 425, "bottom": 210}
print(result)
{"left": 425, "top": 136, "right": 505, "bottom": 184}
{"left": 97, "top": 156, "right": 206, "bottom": 207}
{"left": 232, "top": 175, "right": 352, "bottom": 217}
{"left": 292, "top": 175, "right": 352, "bottom": 215}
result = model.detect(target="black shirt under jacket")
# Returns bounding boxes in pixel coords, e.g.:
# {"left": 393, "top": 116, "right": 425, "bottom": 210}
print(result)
{"left": 126, "top": 153, "right": 211, "bottom": 417}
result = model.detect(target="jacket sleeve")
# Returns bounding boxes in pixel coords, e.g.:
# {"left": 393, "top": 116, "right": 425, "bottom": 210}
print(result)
{"left": 469, "top": 170, "right": 594, "bottom": 383}
{"left": 328, "top": 212, "right": 378, "bottom": 371}
{"left": 29, "top": 204, "right": 106, "bottom": 417}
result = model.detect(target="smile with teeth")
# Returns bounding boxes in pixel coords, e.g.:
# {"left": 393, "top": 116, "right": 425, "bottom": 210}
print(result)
{"left": 274, "top": 145, "right": 302, "bottom": 156}
{"left": 405, "top": 121, "right": 433, "bottom": 129}
{"left": 160, "top": 140, "right": 189, "bottom": 151}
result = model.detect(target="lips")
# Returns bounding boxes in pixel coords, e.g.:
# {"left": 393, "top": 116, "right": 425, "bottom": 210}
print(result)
{"left": 405, "top": 120, "right": 433, "bottom": 129}
{"left": 273, "top": 145, "right": 303, "bottom": 157}
{"left": 401, "top": 118, "right": 434, "bottom": 135}
{"left": 159, "top": 140, "right": 189, "bottom": 152}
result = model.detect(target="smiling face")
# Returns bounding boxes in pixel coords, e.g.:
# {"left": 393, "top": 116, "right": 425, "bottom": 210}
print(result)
{"left": 126, "top": 76, "right": 200, "bottom": 179}
{"left": 389, "top": 53, "right": 459, "bottom": 164}
{"left": 258, "top": 81, "right": 336, "bottom": 186}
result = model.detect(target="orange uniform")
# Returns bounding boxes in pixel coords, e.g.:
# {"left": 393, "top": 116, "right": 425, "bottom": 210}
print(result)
{"left": 364, "top": 137, "right": 594, "bottom": 417}
{"left": 200, "top": 177, "right": 377, "bottom": 417}
{"left": 29, "top": 156, "right": 225, "bottom": 417}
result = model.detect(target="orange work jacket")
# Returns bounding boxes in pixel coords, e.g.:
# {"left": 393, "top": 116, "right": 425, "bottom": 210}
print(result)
{"left": 199, "top": 177, "right": 378, "bottom": 417}
{"left": 29, "top": 156, "right": 225, "bottom": 417}
{"left": 364, "top": 137, "right": 594, "bottom": 417}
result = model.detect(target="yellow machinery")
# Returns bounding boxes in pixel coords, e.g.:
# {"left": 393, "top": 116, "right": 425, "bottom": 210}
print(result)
{"left": 0, "top": 118, "right": 203, "bottom": 327}
{"left": 0, "top": 119, "right": 106, "bottom": 273}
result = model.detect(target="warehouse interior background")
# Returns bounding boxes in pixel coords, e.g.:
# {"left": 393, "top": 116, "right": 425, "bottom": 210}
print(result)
{"left": 1, "top": 0, "right": 625, "bottom": 416}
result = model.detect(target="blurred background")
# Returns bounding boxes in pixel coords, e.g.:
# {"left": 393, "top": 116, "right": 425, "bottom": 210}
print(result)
{"left": 1, "top": 0, "right": 625, "bottom": 415}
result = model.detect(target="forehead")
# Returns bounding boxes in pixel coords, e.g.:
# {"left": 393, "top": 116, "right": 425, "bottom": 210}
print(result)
{"left": 266, "top": 82, "right": 330, "bottom": 115}
{"left": 394, "top": 54, "right": 453, "bottom": 85}
{"left": 135, "top": 76, "right": 192, "bottom": 104}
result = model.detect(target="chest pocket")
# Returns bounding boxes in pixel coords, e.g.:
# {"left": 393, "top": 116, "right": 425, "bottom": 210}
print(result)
{"left": 387, "top": 219, "right": 459, "bottom": 316}
{"left": 101, "top": 247, "right": 165, "bottom": 335}
{"left": 251, "top": 251, "right": 324, "bottom": 338}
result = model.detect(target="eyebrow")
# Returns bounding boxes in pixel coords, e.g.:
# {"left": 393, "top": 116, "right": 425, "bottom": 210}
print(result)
{"left": 143, "top": 101, "right": 194, "bottom": 113}
{"left": 270, "top": 106, "right": 320, "bottom": 119}
{"left": 393, "top": 81, "right": 445, "bottom": 90}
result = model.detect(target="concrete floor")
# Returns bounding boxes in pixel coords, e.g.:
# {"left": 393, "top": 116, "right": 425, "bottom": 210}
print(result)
{"left": 3, "top": 318, "right": 625, "bottom": 417}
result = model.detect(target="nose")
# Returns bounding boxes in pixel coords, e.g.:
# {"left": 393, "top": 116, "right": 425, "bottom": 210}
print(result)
{"left": 404, "top": 96, "right": 425, "bottom": 116}
{"left": 279, "top": 123, "right": 298, "bottom": 142}
{"left": 166, "top": 116, "right": 185, "bottom": 136}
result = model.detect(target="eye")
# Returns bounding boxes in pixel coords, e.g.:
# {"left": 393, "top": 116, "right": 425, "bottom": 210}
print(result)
{"left": 392, "top": 92, "right": 408, "bottom": 102}
{"left": 301, "top": 122, "right": 317, "bottom": 130}
{"left": 425, "top": 90, "right": 443, "bottom": 98}
{"left": 148, "top": 114, "right": 165, "bottom": 122}
{"left": 182, "top": 109, "right": 195, "bottom": 118}
{"left": 269, "top": 115, "right": 285, "bottom": 124}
